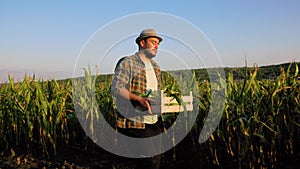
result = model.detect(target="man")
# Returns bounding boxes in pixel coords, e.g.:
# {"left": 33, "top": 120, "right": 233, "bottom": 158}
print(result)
{"left": 111, "top": 28, "right": 163, "bottom": 169}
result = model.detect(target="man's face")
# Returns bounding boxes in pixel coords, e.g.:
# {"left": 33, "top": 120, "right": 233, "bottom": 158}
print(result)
{"left": 140, "top": 37, "right": 160, "bottom": 58}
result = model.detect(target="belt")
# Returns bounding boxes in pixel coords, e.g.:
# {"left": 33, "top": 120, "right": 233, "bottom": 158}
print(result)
{"left": 117, "top": 117, "right": 146, "bottom": 129}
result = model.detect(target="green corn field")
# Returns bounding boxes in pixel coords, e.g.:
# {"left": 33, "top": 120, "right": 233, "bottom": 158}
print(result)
{"left": 0, "top": 63, "right": 299, "bottom": 168}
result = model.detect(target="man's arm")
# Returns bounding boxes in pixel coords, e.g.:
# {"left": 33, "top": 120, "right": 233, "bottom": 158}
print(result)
{"left": 111, "top": 56, "right": 152, "bottom": 114}
{"left": 118, "top": 87, "right": 152, "bottom": 114}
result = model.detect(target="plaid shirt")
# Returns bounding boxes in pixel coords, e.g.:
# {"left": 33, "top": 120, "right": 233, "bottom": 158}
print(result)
{"left": 111, "top": 53, "right": 161, "bottom": 129}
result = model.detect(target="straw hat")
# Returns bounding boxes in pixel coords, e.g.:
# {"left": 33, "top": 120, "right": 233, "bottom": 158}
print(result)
{"left": 135, "top": 28, "right": 163, "bottom": 44}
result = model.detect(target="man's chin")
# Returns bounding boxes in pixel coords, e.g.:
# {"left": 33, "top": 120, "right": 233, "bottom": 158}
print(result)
{"left": 145, "top": 50, "right": 156, "bottom": 59}
{"left": 146, "top": 53, "right": 156, "bottom": 59}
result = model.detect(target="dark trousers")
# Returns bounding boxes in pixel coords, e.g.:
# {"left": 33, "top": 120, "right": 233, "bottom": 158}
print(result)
{"left": 117, "top": 121, "right": 162, "bottom": 169}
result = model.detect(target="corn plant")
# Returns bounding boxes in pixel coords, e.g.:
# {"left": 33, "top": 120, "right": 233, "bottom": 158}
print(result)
{"left": 206, "top": 63, "right": 300, "bottom": 168}
{"left": 0, "top": 74, "right": 75, "bottom": 158}
{"left": 72, "top": 66, "right": 101, "bottom": 144}
{"left": 0, "top": 63, "right": 299, "bottom": 169}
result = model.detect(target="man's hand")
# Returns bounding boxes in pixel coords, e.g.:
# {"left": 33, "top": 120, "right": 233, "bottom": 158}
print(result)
{"left": 118, "top": 88, "right": 155, "bottom": 115}
{"left": 138, "top": 97, "right": 154, "bottom": 115}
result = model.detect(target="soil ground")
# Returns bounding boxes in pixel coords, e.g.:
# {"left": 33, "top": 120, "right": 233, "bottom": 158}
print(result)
{"left": 1, "top": 141, "right": 299, "bottom": 169}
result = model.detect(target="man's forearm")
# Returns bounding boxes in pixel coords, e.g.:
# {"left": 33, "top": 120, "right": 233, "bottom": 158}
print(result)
{"left": 118, "top": 87, "right": 140, "bottom": 101}
{"left": 118, "top": 88, "right": 152, "bottom": 114}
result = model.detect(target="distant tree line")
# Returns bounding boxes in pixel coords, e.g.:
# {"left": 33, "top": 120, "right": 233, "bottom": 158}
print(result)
{"left": 193, "top": 62, "right": 299, "bottom": 81}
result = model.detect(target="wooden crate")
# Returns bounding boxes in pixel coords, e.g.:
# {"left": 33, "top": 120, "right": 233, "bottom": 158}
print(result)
{"left": 161, "top": 90, "right": 193, "bottom": 113}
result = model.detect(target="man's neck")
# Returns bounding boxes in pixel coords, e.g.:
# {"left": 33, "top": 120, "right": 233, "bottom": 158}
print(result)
{"left": 137, "top": 51, "right": 151, "bottom": 63}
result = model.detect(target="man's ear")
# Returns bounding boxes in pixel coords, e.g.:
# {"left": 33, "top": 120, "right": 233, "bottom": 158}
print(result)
{"left": 139, "top": 39, "right": 146, "bottom": 48}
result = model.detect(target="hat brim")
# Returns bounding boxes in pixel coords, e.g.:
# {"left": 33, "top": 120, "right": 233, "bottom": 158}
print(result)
{"left": 135, "top": 35, "right": 163, "bottom": 44}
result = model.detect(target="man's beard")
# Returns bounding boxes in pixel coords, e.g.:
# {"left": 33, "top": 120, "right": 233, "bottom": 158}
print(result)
{"left": 144, "top": 48, "right": 157, "bottom": 59}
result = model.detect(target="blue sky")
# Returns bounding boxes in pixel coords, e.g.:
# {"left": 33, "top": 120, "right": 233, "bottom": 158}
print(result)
{"left": 1, "top": 0, "right": 299, "bottom": 82}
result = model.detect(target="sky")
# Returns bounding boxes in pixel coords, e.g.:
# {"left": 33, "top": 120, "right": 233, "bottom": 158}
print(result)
{"left": 1, "top": 0, "right": 299, "bottom": 82}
